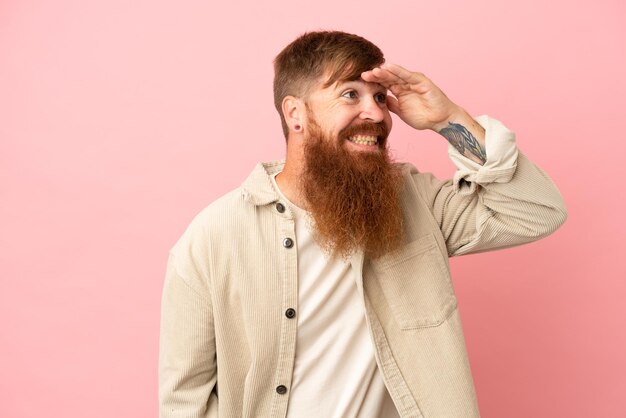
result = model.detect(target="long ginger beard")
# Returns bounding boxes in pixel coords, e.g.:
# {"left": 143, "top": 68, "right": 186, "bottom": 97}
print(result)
{"left": 300, "top": 115, "right": 405, "bottom": 259}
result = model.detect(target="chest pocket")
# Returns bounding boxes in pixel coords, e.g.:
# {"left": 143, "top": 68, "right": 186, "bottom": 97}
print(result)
{"left": 372, "top": 233, "right": 457, "bottom": 330}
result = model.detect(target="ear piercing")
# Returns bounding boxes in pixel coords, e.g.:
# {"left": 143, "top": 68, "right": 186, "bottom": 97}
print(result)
{"left": 294, "top": 124, "right": 302, "bottom": 132}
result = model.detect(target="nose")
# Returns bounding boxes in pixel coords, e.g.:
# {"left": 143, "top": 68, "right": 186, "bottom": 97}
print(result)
{"left": 360, "top": 96, "right": 386, "bottom": 123}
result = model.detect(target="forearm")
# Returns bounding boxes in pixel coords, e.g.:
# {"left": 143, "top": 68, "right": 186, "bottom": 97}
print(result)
{"left": 413, "top": 151, "right": 567, "bottom": 257}
{"left": 434, "top": 107, "right": 487, "bottom": 165}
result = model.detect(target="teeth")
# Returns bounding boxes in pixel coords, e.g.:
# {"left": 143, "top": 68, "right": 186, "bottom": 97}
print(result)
{"left": 349, "top": 135, "right": 378, "bottom": 145}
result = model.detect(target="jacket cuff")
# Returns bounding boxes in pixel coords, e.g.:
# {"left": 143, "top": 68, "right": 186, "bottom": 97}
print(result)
{"left": 447, "top": 114, "right": 519, "bottom": 195}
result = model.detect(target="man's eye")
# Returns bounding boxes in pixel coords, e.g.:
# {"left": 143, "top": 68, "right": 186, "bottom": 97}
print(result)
{"left": 342, "top": 90, "right": 358, "bottom": 99}
{"left": 375, "top": 93, "right": 387, "bottom": 103}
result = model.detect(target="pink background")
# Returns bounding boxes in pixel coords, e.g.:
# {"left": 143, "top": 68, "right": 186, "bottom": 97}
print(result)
{"left": 1, "top": 0, "right": 624, "bottom": 416}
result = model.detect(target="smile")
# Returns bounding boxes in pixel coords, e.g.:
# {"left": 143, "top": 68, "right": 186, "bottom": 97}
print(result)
{"left": 348, "top": 135, "right": 378, "bottom": 145}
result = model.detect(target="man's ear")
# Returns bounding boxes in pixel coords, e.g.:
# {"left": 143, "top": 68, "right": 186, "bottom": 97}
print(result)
{"left": 282, "top": 96, "right": 305, "bottom": 134}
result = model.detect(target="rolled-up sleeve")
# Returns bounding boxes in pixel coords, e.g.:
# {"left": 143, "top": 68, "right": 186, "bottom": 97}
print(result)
{"left": 411, "top": 115, "right": 568, "bottom": 256}
{"left": 447, "top": 115, "right": 519, "bottom": 194}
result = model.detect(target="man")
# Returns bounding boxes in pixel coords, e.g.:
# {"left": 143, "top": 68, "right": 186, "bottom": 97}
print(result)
{"left": 159, "top": 31, "right": 567, "bottom": 417}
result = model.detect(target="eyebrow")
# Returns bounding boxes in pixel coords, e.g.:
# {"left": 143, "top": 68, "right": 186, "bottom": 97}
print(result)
{"left": 335, "top": 79, "right": 387, "bottom": 93}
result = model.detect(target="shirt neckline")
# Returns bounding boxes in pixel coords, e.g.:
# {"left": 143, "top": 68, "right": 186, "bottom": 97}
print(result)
{"left": 270, "top": 172, "right": 309, "bottom": 218}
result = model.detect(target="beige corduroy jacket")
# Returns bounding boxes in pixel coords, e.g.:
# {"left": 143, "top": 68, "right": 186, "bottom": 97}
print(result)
{"left": 159, "top": 116, "right": 567, "bottom": 418}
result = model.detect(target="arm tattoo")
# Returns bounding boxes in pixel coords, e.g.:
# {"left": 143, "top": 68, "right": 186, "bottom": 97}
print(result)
{"left": 439, "top": 121, "right": 487, "bottom": 164}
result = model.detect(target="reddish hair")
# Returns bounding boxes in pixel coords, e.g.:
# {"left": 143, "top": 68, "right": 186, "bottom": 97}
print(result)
{"left": 273, "top": 31, "right": 385, "bottom": 139}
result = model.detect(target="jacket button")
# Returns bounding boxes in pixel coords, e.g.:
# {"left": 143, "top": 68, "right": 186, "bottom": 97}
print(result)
{"left": 283, "top": 238, "right": 293, "bottom": 248}
{"left": 285, "top": 308, "right": 296, "bottom": 319}
{"left": 275, "top": 202, "right": 285, "bottom": 213}
{"left": 276, "top": 385, "right": 288, "bottom": 395}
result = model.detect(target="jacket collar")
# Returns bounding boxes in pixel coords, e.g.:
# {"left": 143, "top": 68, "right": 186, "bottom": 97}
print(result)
{"left": 241, "top": 158, "right": 367, "bottom": 273}
{"left": 241, "top": 160, "right": 286, "bottom": 206}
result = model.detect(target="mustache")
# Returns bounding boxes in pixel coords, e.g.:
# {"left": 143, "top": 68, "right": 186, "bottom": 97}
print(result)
{"left": 339, "top": 122, "right": 389, "bottom": 144}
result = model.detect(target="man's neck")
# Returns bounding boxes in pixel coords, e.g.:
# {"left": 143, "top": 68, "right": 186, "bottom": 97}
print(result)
{"left": 275, "top": 133, "right": 311, "bottom": 210}
{"left": 275, "top": 159, "right": 308, "bottom": 210}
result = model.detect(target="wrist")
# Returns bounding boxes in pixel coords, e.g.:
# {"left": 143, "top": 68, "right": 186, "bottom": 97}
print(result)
{"left": 432, "top": 107, "right": 467, "bottom": 132}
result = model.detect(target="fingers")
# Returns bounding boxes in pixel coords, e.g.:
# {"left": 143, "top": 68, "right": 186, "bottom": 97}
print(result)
{"left": 361, "top": 70, "right": 409, "bottom": 97}
{"left": 361, "top": 63, "right": 428, "bottom": 88}
{"left": 362, "top": 67, "right": 403, "bottom": 86}
{"left": 381, "top": 63, "right": 428, "bottom": 84}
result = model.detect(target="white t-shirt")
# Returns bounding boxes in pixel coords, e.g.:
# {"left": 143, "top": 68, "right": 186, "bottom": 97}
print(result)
{"left": 272, "top": 173, "right": 400, "bottom": 418}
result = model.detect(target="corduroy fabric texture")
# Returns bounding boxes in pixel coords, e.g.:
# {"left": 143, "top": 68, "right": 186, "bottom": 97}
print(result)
{"left": 159, "top": 116, "right": 567, "bottom": 418}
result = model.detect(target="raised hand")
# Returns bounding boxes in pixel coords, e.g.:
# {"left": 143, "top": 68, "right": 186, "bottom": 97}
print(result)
{"left": 362, "top": 63, "right": 487, "bottom": 165}
{"left": 361, "top": 63, "right": 461, "bottom": 132}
